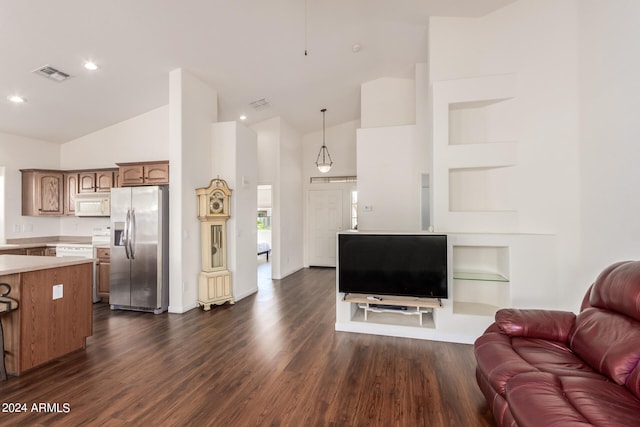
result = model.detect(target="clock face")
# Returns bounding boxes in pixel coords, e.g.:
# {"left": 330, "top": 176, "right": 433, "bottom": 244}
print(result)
{"left": 209, "top": 191, "right": 225, "bottom": 214}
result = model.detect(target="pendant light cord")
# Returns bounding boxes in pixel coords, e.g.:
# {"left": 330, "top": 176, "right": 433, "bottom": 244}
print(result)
{"left": 304, "top": 0, "right": 308, "bottom": 56}
{"left": 322, "top": 108, "right": 326, "bottom": 148}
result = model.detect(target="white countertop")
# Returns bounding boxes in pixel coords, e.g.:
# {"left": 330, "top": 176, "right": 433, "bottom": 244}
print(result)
{"left": 0, "top": 242, "right": 89, "bottom": 250}
{"left": 0, "top": 255, "right": 96, "bottom": 276}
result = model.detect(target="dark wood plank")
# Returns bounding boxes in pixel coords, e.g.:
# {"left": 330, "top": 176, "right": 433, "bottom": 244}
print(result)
{"left": 0, "top": 267, "right": 495, "bottom": 426}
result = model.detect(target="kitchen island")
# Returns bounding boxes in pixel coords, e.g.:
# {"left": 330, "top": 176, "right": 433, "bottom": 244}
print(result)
{"left": 0, "top": 255, "right": 94, "bottom": 376}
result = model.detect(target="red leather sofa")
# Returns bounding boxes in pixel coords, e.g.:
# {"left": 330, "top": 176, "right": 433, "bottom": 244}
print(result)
{"left": 474, "top": 260, "right": 640, "bottom": 427}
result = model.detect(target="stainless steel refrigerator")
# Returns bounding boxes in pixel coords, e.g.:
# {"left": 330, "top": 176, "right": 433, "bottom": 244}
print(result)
{"left": 110, "top": 186, "right": 169, "bottom": 314}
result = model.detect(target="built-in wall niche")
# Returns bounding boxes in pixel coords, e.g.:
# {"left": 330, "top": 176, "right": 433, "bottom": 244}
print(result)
{"left": 448, "top": 98, "right": 516, "bottom": 146}
{"left": 449, "top": 166, "right": 516, "bottom": 212}
{"left": 452, "top": 245, "right": 510, "bottom": 316}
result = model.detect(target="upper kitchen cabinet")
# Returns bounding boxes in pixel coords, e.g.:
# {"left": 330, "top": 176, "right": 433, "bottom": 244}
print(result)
{"left": 64, "top": 172, "right": 79, "bottom": 215}
{"left": 78, "top": 169, "right": 117, "bottom": 193}
{"left": 65, "top": 168, "right": 117, "bottom": 215}
{"left": 21, "top": 170, "right": 65, "bottom": 216}
{"left": 117, "top": 161, "right": 169, "bottom": 186}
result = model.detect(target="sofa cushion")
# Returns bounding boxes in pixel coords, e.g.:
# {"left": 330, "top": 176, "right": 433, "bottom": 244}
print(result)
{"left": 569, "top": 306, "right": 640, "bottom": 394}
{"left": 496, "top": 308, "right": 576, "bottom": 341}
{"left": 476, "top": 368, "right": 518, "bottom": 427}
{"left": 510, "top": 337, "right": 602, "bottom": 380}
{"left": 474, "top": 331, "right": 600, "bottom": 397}
{"left": 506, "top": 372, "right": 640, "bottom": 427}
{"left": 474, "top": 332, "right": 538, "bottom": 396}
{"left": 589, "top": 260, "right": 640, "bottom": 322}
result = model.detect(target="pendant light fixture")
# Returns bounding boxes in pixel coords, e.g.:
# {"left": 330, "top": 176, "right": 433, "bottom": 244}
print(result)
{"left": 315, "top": 108, "right": 333, "bottom": 173}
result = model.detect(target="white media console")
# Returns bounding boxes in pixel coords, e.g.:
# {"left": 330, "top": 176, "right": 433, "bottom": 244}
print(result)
{"left": 335, "top": 231, "right": 556, "bottom": 344}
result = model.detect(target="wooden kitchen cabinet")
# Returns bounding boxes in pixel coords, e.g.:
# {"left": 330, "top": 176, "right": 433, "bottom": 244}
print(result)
{"left": 65, "top": 169, "right": 117, "bottom": 215}
{"left": 0, "top": 260, "right": 93, "bottom": 376}
{"left": 25, "top": 247, "right": 46, "bottom": 256}
{"left": 78, "top": 169, "right": 117, "bottom": 193}
{"left": 117, "top": 161, "right": 169, "bottom": 186}
{"left": 64, "top": 172, "right": 79, "bottom": 215}
{"left": 0, "top": 248, "right": 26, "bottom": 255}
{"left": 97, "top": 247, "right": 110, "bottom": 301}
{"left": 21, "top": 170, "right": 65, "bottom": 216}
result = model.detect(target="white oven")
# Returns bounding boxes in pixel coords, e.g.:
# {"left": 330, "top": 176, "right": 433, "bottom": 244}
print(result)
{"left": 54, "top": 228, "right": 110, "bottom": 304}
{"left": 56, "top": 243, "right": 99, "bottom": 302}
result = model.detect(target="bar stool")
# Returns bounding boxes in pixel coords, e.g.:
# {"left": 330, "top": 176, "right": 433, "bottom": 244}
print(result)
{"left": 0, "top": 283, "right": 18, "bottom": 381}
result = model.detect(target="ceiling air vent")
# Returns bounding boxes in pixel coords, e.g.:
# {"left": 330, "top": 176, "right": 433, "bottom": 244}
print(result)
{"left": 32, "top": 65, "right": 73, "bottom": 82}
{"left": 249, "top": 98, "right": 270, "bottom": 111}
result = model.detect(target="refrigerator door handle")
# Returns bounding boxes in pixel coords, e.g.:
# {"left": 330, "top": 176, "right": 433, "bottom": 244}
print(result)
{"left": 124, "top": 209, "right": 131, "bottom": 260}
{"left": 130, "top": 209, "right": 136, "bottom": 259}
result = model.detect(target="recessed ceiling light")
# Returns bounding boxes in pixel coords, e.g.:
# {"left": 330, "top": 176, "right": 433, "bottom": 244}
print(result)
{"left": 83, "top": 61, "right": 99, "bottom": 71}
{"left": 7, "top": 95, "right": 26, "bottom": 103}
{"left": 239, "top": 114, "right": 247, "bottom": 121}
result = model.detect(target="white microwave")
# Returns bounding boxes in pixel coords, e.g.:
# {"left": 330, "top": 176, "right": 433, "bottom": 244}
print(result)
{"left": 74, "top": 193, "right": 111, "bottom": 217}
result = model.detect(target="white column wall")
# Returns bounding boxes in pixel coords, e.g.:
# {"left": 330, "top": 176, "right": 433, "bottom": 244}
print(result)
{"left": 168, "top": 68, "right": 217, "bottom": 313}
{"left": 212, "top": 121, "right": 258, "bottom": 301}
{"left": 278, "top": 119, "right": 304, "bottom": 278}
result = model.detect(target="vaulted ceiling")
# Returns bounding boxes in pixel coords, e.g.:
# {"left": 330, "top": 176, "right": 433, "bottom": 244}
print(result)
{"left": 0, "top": 0, "right": 515, "bottom": 143}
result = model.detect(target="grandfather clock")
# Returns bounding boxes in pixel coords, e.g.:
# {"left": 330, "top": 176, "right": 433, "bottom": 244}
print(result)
{"left": 196, "top": 177, "right": 234, "bottom": 310}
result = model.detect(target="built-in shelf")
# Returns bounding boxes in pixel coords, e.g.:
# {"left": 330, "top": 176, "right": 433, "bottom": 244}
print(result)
{"left": 343, "top": 293, "right": 442, "bottom": 308}
{"left": 432, "top": 73, "right": 519, "bottom": 234}
{"left": 351, "top": 306, "right": 436, "bottom": 329}
{"left": 453, "top": 301, "right": 500, "bottom": 317}
{"left": 448, "top": 98, "right": 516, "bottom": 146}
{"left": 344, "top": 293, "right": 441, "bottom": 328}
{"left": 452, "top": 245, "right": 510, "bottom": 317}
{"left": 453, "top": 271, "right": 509, "bottom": 282}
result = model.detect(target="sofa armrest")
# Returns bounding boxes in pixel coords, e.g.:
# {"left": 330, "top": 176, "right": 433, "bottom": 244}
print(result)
{"left": 496, "top": 308, "right": 576, "bottom": 342}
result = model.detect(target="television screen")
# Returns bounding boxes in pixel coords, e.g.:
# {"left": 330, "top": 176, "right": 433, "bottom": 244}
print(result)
{"left": 338, "top": 233, "right": 448, "bottom": 299}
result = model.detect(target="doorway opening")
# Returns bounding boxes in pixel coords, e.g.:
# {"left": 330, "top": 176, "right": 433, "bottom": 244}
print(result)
{"left": 257, "top": 184, "right": 272, "bottom": 288}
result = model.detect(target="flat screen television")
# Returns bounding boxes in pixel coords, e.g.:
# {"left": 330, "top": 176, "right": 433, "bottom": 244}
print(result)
{"left": 338, "top": 233, "right": 448, "bottom": 299}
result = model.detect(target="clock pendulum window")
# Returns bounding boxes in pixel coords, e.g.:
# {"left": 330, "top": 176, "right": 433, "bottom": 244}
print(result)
{"left": 195, "top": 177, "right": 234, "bottom": 310}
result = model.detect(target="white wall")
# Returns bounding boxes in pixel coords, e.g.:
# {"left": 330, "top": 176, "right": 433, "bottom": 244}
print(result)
{"left": 279, "top": 119, "right": 304, "bottom": 277}
{"left": 356, "top": 71, "right": 426, "bottom": 232}
{"left": 168, "top": 68, "right": 218, "bottom": 313}
{"left": 251, "top": 117, "right": 304, "bottom": 280}
{"left": 60, "top": 106, "right": 169, "bottom": 168}
{"left": 0, "top": 132, "right": 61, "bottom": 241}
{"left": 302, "top": 119, "right": 359, "bottom": 180}
{"left": 302, "top": 119, "right": 358, "bottom": 266}
{"left": 212, "top": 121, "right": 258, "bottom": 301}
{"left": 58, "top": 105, "right": 170, "bottom": 237}
{"left": 361, "top": 78, "right": 416, "bottom": 129}
{"left": 429, "top": 0, "right": 582, "bottom": 306}
{"left": 356, "top": 125, "right": 422, "bottom": 231}
{"left": 578, "top": 0, "right": 640, "bottom": 293}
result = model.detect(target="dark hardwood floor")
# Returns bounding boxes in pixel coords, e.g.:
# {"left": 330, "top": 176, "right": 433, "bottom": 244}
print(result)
{"left": 0, "top": 266, "right": 495, "bottom": 426}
